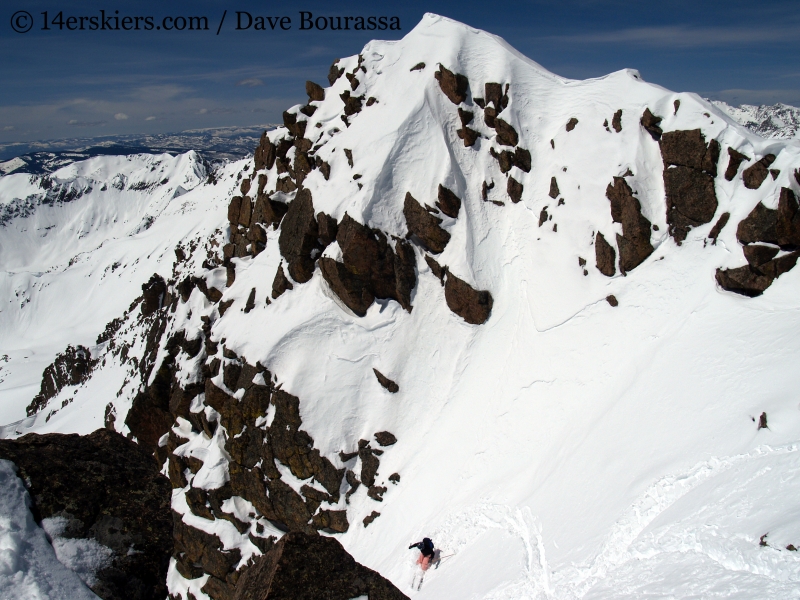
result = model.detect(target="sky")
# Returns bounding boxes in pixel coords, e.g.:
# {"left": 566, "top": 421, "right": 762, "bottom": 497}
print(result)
{"left": 1, "top": 0, "right": 799, "bottom": 146}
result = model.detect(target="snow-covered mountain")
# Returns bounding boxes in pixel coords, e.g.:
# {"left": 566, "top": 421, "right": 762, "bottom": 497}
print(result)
{"left": 2, "top": 13, "right": 800, "bottom": 600}
{"left": 712, "top": 100, "right": 800, "bottom": 140}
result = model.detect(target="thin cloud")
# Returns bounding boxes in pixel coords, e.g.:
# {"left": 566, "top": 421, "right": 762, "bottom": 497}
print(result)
{"left": 68, "top": 119, "right": 107, "bottom": 127}
{"left": 145, "top": 116, "right": 157, "bottom": 121}
{"left": 114, "top": 113, "right": 129, "bottom": 120}
{"left": 547, "top": 24, "right": 800, "bottom": 48}
{"left": 237, "top": 78, "right": 263, "bottom": 87}
{"left": 706, "top": 88, "right": 800, "bottom": 107}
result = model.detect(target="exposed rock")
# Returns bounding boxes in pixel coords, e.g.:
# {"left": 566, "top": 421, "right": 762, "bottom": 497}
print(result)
{"left": 269, "top": 389, "right": 344, "bottom": 498}
{"left": 240, "top": 178, "right": 252, "bottom": 196}
{"left": 612, "top": 109, "right": 623, "bottom": 132}
{"left": 434, "top": 65, "right": 469, "bottom": 105}
{"left": 389, "top": 473, "right": 400, "bottom": 484}
{"left": 404, "top": 192, "right": 451, "bottom": 253}
{"left": 641, "top": 108, "right": 663, "bottom": 140}
{"left": 316, "top": 212, "right": 338, "bottom": 247}
{"left": 484, "top": 106, "right": 497, "bottom": 128}
{"left": 27, "top": 344, "right": 96, "bottom": 416}
{"left": 595, "top": 232, "right": 617, "bottom": 277}
{"left": 660, "top": 129, "right": 719, "bottom": 176}
{"left": 254, "top": 133, "right": 276, "bottom": 172}
{"left": 328, "top": 60, "right": 344, "bottom": 85}
{"left": 715, "top": 265, "right": 774, "bottom": 297}
{"left": 141, "top": 274, "right": 167, "bottom": 316}
{"left": 305, "top": 81, "right": 324, "bottom": 102}
{"left": 368, "top": 486, "right": 387, "bottom": 501}
{"left": 425, "top": 255, "right": 445, "bottom": 283}
{"left": 606, "top": 295, "right": 618, "bottom": 307}
{"left": 363, "top": 512, "right": 381, "bottom": 528}
{"left": 282, "top": 112, "right": 306, "bottom": 139}
{"left": 0, "top": 430, "right": 172, "bottom": 600}
{"left": 708, "top": 212, "right": 730, "bottom": 244}
{"left": 507, "top": 177, "right": 523, "bottom": 203}
{"left": 231, "top": 532, "right": 407, "bottom": 600}
{"left": 339, "top": 91, "right": 364, "bottom": 116}
{"left": 606, "top": 177, "right": 654, "bottom": 273}
{"left": 539, "top": 207, "right": 548, "bottom": 227}
{"left": 444, "top": 271, "right": 493, "bottom": 325}
{"left": 566, "top": 118, "right": 578, "bottom": 132}
{"left": 457, "top": 126, "right": 479, "bottom": 147}
{"left": 514, "top": 147, "right": 532, "bottom": 172}
{"left": 278, "top": 189, "right": 319, "bottom": 284}
{"left": 373, "top": 369, "right": 399, "bottom": 393}
{"left": 344, "top": 148, "right": 354, "bottom": 167}
{"left": 549, "top": 177, "right": 560, "bottom": 199}
{"left": 374, "top": 431, "right": 397, "bottom": 446}
{"left": 744, "top": 244, "right": 779, "bottom": 267}
{"left": 315, "top": 157, "right": 331, "bottom": 180}
{"left": 319, "top": 258, "right": 374, "bottom": 316}
{"left": 673, "top": 99, "right": 681, "bottom": 114}
{"left": 410, "top": 62, "right": 425, "bottom": 71}
{"left": 663, "top": 167, "right": 717, "bottom": 243}
{"left": 494, "top": 119, "right": 519, "bottom": 146}
{"left": 310, "top": 510, "right": 349, "bottom": 534}
{"left": 484, "top": 83, "right": 508, "bottom": 112}
{"left": 743, "top": 154, "right": 777, "bottom": 189}
{"left": 436, "top": 185, "right": 462, "bottom": 218}
{"left": 272, "top": 264, "right": 294, "bottom": 299}
{"left": 359, "top": 446, "right": 380, "bottom": 488}
{"left": 737, "top": 187, "right": 800, "bottom": 248}
{"left": 238, "top": 196, "right": 253, "bottom": 228}
{"left": 725, "top": 148, "right": 750, "bottom": 181}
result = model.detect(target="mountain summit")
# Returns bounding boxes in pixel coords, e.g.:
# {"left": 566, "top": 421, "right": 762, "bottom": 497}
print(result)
{"left": 2, "top": 13, "right": 800, "bottom": 599}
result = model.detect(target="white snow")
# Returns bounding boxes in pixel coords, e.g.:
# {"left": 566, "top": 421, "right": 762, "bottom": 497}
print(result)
{"left": 0, "top": 460, "right": 99, "bottom": 600}
{"left": 1, "top": 11, "right": 800, "bottom": 600}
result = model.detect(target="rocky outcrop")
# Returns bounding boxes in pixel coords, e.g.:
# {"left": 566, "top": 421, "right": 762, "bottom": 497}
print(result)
{"left": 272, "top": 264, "right": 294, "bottom": 299}
{"left": 660, "top": 129, "right": 719, "bottom": 242}
{"left": 27, "top": 344, "right": 97, "bottom": 416}
{"left": 404, "top": 192, "right": 451, "bottom": 253}
{"left": 612, "top": 109, "right": 623, "bottom": 132}
{"left": 374, "top": 431, "right": 397, "bottom": 446}
{"left": 435, "top": 65, "right": 469, "bottom": 105}
{"left": 373, "top": 369, "right": 399, "bottom": 393}
{"left": 549, "top": 177, "right": 560, "bottom": 199}
{"left": 321, "top": 214, "right": 417, "bottom": 316}
{"left": 743, "top": 154, "right": 777, "bottom": 189}
{"left": 444, "top": 271, "right": 493, "bottom": 324}
{"left": 436, "top": 184, "right": 462, "bottom": 218}
{"left": 737, "top": 187, "right": 800, "bottom": 248}
{"left": 305, "top": 81, "right": 324, "bottom": 102}
{"left": 716, "top": 188, "right": 800, "bottom": 295}
{"left": 641, "top": 108, "right": 663, "bottom": 140}
{"left": 278, "top": 189, "right": 320, "bottom": 283}
{"left": 0, "top": 430, "right": 172, "bottom": 600}
{"left": 606, "top": 177, "right": 654, "bottom": 273}
{"left": 508, "top": 177, "right": 523, "bottom": 203}
{"left": 141, "top": 274, "right": 167, "bottom": 316}
{"left": 231, "top": 532, "right": 407, "bottom": 600}
{"left": 595, "top": 232, "right": 617, "bottom": 276}
{"left": 566, "top": 118, "right": 578, "bottom": 132}
{"left": 724, "top": 148, "right": 749, "bottom": 181}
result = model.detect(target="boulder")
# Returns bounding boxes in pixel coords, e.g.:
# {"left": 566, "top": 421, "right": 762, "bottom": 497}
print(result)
{"left": 715, "top": 265, "right": 774, "bottom": 297}
{"left": 373, "top": 369, "right": 399, "bottom": 393}
{"left": 328, "top": 60, "right": 343, "bottom": 85}
{"left": 494, "top": 119, "right": 519, "bottom": 147}
{"left": 231, "top": 532, "right": 407, "bottom": 600}
{"left": 484, "top": 83, "right": 508, "bottom": 112}
{"left": 737, "top": 188, "right": 800, "bottom": 248}
{"left": 612, "top": 109, "right": 623, "bottom": 132}
{"left": 606, "top": 177, "right": 654, "bottom": 273}
{"left": 659, "top": 129, "right": 719, "bottom": 175}
{"left": 0, "top": 430, "right": 172, "bottom": 600}
{"left": 305, "top": 81, "right": 324, "bottom": 102}
{"left": 566, "top": 118, "right": 578, "bottom": 132}
{"left": 640, "top": 108, "right": 663, "bottom": 140}
{"left": 254, "top": 133, "right": 277, "bottom": 172}
{"left": 595, "top": 232, "right": 617, "bottom": 277}
{"left": 549, "top": 177, "right": 560, "bottom": 199}
{"left": 404, "top": 192, "right": 451, "bottom": 253}
{"left": 359, "top": 446, "right": 380, "bottom": 488}
{"left": 724, "top": 147, "right": 749, "bottom": 181}
{"left": 319, "top": 258, "right": 374, "bottom": 317}
{"left": 444, "top": 271, "right": 493, "bottom": 325}
{"left": 508, "top": 177, "right": 523, "bottom": 203}
{"left": 434, "top": 66, "right": 469, "bottom": 105}
{"left": 272, "top": 264, "right": 294, "bottom": 299}
{"left": 374, "top": 431, "right": 397, "bottom": 446}
{"left": 708, "top": 212, "right": 730, "bottom": 244}
{"left": 743, "top": 154, "right": 777, "bottom": 189}
{"left": 436, "top": 185, "right": 461, "bottom": 218}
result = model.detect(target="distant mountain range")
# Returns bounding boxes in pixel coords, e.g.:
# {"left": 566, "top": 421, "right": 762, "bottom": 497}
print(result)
{"left": 0, "top": 124, "right": 276, "bottom": 175}
{"left": 712, "top": 101, "right": 800, "bottom": 140}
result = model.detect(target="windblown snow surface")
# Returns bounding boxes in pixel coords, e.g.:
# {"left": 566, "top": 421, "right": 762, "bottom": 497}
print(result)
{"left": 2, "top": 13, "right": 800, "bottom": 599}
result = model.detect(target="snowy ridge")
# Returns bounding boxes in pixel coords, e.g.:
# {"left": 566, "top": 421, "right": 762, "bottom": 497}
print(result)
{"left": 2, "top": 13, "right": 800, "bottom": 599}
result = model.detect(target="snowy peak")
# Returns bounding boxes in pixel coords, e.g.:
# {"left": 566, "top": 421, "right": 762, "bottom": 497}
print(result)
{"left": 712, "top": 100, "right": 800, "bottom": 140}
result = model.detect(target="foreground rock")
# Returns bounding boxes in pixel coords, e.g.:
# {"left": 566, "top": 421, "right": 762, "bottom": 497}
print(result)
{"left": 0, "top": 429, "right": 172, "bottom": 600}
{"left": 232, "top": 532, "right": 407, "bottom": 600}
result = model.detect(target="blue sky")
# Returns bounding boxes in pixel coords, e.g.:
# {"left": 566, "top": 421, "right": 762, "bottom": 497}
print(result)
{"left": 1, "top": 0, "right": 798, "bottom": 144}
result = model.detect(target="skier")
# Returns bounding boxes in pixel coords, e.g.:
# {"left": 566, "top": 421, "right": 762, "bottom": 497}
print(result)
{"left": 409, "top": 537, "right": 435, "bottom": 571}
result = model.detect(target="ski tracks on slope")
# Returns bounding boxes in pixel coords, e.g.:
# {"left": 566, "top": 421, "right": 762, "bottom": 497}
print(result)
{"left": 426, "top": 443, "right": 800, "bottom": 599}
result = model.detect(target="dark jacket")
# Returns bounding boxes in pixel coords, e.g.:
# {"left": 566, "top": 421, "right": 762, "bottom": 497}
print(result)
{"left": 409, "top": 537, "right": 435, "bottom": 557}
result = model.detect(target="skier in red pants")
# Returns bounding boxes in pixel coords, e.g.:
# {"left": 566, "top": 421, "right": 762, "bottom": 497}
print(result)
{"left": 409, "top": 537, "right": 435, "bottom": 571}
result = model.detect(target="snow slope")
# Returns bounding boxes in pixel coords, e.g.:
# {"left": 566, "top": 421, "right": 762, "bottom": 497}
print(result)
{"left": 3, "top": 13, "right": 800, "bottom": 599}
